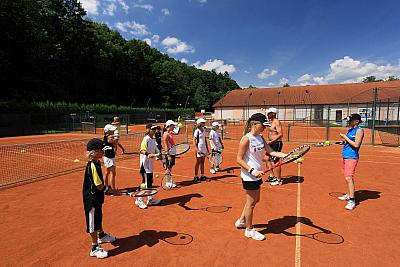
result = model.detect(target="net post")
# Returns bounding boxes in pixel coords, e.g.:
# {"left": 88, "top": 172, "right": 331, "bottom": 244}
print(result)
{"left": 371, "top": 88, "right": 378, "bottom": 145}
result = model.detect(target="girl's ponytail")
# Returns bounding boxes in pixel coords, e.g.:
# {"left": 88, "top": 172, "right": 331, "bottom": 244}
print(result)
{"left": 243, "top": 118, "right": 252, "bottom": 136}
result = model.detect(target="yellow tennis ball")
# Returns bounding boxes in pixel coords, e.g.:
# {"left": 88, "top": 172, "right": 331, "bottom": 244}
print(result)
{"left": 140, "top": 183, "right": 147, "bottom": 189}
{"left": 324, "top": 140, "right": 330, "bottom": 145}
{"left": 178, "top": 122, "right": 183, "bottom": 128}
{"left": 155, "top": 174, "right": 159, "bottom": 178}
{"left": 73, "top": 159, "right": 80, "bottom": 163}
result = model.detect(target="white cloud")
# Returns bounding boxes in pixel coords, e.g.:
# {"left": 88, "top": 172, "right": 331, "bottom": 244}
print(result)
{"left": 161, "top": 8, "right": 171, "bottom": 16}
{"left": 295, "top": 56, "right": 400, "bottom": 85}
{"left": 279, "top": 78, "right": 289, "bottom": 86}
{"left": 151, "top": 35, "right": 160, "bottom": 43}
{"left": 80, "top": 0, "right": 100, "bottom": 15}
{"left": 268, "top": 82, "right": 275, "bottom": 86}
{"left": 161, "top": 36, "right": 195, "bottom": 54}
{"left": 133, "top": 3, "right": 153, "bottom": 12}
{"left": 244, "top": 70, "right": 250, "bottom": 74}
{"left": 143, "top": 38, "right": 152, "bottom": 46}
{"left": 117, "top": 0, "right": 130, "bottom": 13}
{"left": 193, "top": 59, "right": 236, "bottom": 74}
{"left": 180, "top": 58, "right": 189, "bottom": 64}
{"left": 115, "top": 21, "right": 151, "bottom": 36}
{"left": 257, "top": 68, "right": 278, "bottom": 79}
{"left": 199, "top": 0, "right": 208, "bottom": 3}
{"left": 103, "top": 2, "right": 117, "bottom": 16}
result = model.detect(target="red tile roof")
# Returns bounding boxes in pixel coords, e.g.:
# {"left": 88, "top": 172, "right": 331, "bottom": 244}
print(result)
{"left": 213, "top": 81, "right": 400, "bottom": 107}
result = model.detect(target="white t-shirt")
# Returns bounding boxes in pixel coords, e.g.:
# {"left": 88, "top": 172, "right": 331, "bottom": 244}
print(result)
{"left": 209, "top": 129, "right": 221, "bottom": 150}
{"left": 194, "top": 128, "right": 207, "bottom": 155}
{"left": 140, "top": 135, "right": 159, "bottom": 173}
{"left": 240, "top": 133, "right": 265, "bottom": 181}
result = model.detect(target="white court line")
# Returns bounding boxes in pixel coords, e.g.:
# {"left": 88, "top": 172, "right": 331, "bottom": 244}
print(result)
{"left": 295, "top": 163, "right": 302, "bottom": 267}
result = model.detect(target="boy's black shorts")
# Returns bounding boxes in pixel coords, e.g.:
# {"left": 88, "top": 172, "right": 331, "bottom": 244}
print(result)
{"left": 85, "top": 205, "right": 103, "bottom": 233}
{"left": 140, "top": 164, "right": 154, "bottom": 188}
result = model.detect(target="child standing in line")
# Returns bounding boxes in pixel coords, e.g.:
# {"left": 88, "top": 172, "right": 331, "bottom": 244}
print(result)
{"left": 135, "top": 123, "right": 162, "bottom": 209}
{"left": 103, "top": 124, "right": 117, "bottom": 193}
{"left": 193, "top": 118, "right": 210, "bottom": 182}
{"left": 209, "top": 121, "right": 224, "bottom": 174}
{"left": 111, "top": 117, "right": 125, "bottom": 155}
{"left": 162, "top": 120, "right": 178, "bottom": 187}
{"left": 83, "top": 138, "right": 119, "bottom": 259}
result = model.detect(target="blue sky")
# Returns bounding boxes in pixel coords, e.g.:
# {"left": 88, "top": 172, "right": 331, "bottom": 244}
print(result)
{"left": 80, "top": 0, "right": 400, "bottom": 88}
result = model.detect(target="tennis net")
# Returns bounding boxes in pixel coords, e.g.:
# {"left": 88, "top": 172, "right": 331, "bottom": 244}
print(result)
{"left": 1, "top": 131, "right": 188, "bottom": 189}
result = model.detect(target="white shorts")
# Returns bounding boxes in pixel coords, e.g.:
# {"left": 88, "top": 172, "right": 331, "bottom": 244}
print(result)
{"left": 196, "top": 146, "right": 208, "bottom": 158}
{"left": 103, "top": 156, "right": 116, "bottom": 168}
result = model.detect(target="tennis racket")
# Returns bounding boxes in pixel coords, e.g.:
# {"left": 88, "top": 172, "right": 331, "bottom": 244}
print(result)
{"left": 161, "top": 173, "right": 174, "bottom": 190}
{"left": 159, "top": 143, "right": 190, "bottom": 156}
{"left": 209, "top": 149, "right": 223, "bottom": 166}
{"left": 312, "top": 141, "right": 344, "bottom": 147}
{"left": 120, "top": 188, "right": 158, "bottom": 197}
{"left": 264, "top": 145, "right": 310, "bottom": 173}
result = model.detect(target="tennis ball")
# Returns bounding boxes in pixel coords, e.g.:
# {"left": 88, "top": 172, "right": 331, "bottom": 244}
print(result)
{"left": 140, "top": 183, "right": 147, "bottom": 189}
{"left": 20, "top": 149, "right": 26, "bottom": 153}
{"left": 178, "top": 122, "right": 183, "bottom": 128}
{"left": 155, "top": 174, "right": 159, "bottom": 178}
{"left": 324, "top": 140, "right": 330, "bottom": 145}
{"left": 73, "top": 159, "right": 80, "bottom": 163}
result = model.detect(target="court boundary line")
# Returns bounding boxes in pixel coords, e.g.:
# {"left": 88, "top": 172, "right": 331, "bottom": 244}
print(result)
{"left": 295, "top": 162, "right": 302, "bottom": 267}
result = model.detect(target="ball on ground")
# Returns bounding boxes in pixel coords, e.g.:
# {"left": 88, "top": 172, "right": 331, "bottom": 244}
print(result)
{"left": 140, "top": 183, "right": 147, "bottom": 189}
{"left": 155, "top": 174, "right": 159, "bottom": 178}
{"left": 324, "top": 140, "right": 330, "bottom": 145}
{"left": 73, "top": 159, "right": 80, "bottom": 163}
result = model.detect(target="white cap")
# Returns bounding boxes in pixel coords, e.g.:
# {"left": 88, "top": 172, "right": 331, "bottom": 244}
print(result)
{"left": 266, "top": 107, "right": 278, "bottom": 114}
{"left": 104, "top": 124, "right": 117, "bottom": 133}
{"left": 165, "top": 120, "right": 177, "bottom": 127}
{"left": 196, "top": 118, "right": 206, "bottom": 124}
{"left": 211, "top": 121, "right": 221, "bottom": 127}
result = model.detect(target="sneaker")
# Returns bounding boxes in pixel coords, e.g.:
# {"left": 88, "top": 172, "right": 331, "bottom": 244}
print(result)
{"left": 265, "top": 176, "right": 276, "bottom": 182}
{"left": 244, "top": 228, "right": 265, "bottom": 241}
{"left": 215, "top": 166, "right": 221, "bottom": 172}
{"left": 345, "top": 200, "right": 356, "bottom": 210}
{"left": 235, "top": 219, "right": 246, "bottom": 229}
{"left": 210, "top": 168, "right": 216, "bottom": 174}
{"left": 200, "top": 176, "right": 211, "bottom": 182}
{"left": 135, "top": 198, "right": 148, "bottom": 209}
{"left": 171, "top": 181, "right": 177, "bottom": 188}
{"left": 338, "top": 194, "right": 350, "bottom": 201}
{"left": 89, "top": 246, "right": 108, "bottom": 259}
{"left": 270, "top": 178, "right": 282, "bottom": 186}
{"left": 194, "top": 176, "right": 201, "bottom": 183}
{"left": 147, "top": 198, "right": 160, "bottom": 206}
{"left": 98, "top": 233, "right": 116, "bottom": 244}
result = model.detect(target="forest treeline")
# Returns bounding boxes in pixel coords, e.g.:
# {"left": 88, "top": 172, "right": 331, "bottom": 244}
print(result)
{"left": 0, "top": 0, "right": 239, "bottom": 110}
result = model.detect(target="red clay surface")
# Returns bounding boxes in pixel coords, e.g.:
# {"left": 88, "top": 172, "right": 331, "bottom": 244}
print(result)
{"left": 1, "top": 135, "right": 400, "bottom": 266}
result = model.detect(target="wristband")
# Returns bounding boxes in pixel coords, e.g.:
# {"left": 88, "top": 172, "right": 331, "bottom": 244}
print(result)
{"left": 249, "top": 168, "right": 255, "bottom": 175}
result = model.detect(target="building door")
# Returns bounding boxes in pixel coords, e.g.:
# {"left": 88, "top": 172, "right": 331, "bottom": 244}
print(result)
{"left": 335, "top": 110, "right": 342, "bottom": 122}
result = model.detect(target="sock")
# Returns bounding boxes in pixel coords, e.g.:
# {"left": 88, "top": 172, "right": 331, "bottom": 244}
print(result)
{"left": 98, "top": 231, "right": 106, "bottom": 238}
{"left": 349, "top": 198, "right": 355, "bottom": 201}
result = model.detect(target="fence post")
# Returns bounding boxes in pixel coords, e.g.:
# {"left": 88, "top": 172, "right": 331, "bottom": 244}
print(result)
{"left": 371, "top": 88, "right": 378, "bottom": 145}
{"left": 326, "top": 106, "right": 330, "bottom": 141}
{"left": 397, "top": 96, "right": 400, "bottom": 125}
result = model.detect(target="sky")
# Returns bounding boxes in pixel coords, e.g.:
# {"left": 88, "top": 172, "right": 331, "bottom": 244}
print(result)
{"left": 80, "top": 0, "right": 400, "bottom": 88}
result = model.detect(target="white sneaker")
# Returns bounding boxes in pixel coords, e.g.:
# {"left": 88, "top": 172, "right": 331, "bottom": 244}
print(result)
{"left": 244, "top": 228, "right": 265, "bottom": 241}
{"left": 234, "top": 219, "right": 246, "bottom": 229}
{"left": 210, "top": 168, "right": 216, "bottom": 174}
{"left": 135, "top": 198, "right": 148, "bottom": 209}
{"left": 338, "top": 194, "right": 350, "bottom": 201}
{"left": 90, "top": 246, "right": 108, "bottom": 259}
{"left": 171, "top": 181, "right": 177, "bottom": 188}
{"left": 98, "top": 232, "right": 116, "bottom": 244}
{"left": 270, "top": 179, "right": 282, "bottom": 186}
{"left": 345, "top": 200, "right": 356, "bottom": 210}
{"left": 147, "top": 198, "right": 160, "bottom": 206}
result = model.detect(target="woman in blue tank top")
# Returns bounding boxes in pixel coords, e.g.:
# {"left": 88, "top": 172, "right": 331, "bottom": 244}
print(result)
{"left": 338, "top": 114, "right": 364, "bottom": 210}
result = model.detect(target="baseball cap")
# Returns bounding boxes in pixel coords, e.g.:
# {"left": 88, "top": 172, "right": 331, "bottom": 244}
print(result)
{"left": 250, "top": 113, "right": 270, "bottom": 126}
{"left": 211, "top": 121, "right": 221, "bottom": 127}
{"left": 86, "top": 138, "right": 105, "bottom": 151}
{"left": 146, "top": 123, "right": 159, "bottom": 130}
{"left": 165, "top": 120, "right": 178, "bottom": 127}
{"left": 266, "top": 107, "right": 278, "bottom": 114}
{"left": 113, "top": 116, "right": 120, "bottom": 122}
{"left": 345, "top": 114, "right": 362, "bottom": 122}
{"left": 196, "top": 118, "right": 206, "bottom": 124}
{"left": 104, "top": 124, "right": 117, "bottom": 133}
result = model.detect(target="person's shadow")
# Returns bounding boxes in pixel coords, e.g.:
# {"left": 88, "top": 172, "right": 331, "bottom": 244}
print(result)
{"left": 254, "top": 216, "right": 332, "bottom": 236}
{"left": 281, "top": 175, "right": 304, "bottom": 184}
{"left": 158, "top": 193, "right": 203, "bottom": 210}
{"left": 354, "top": 190, "right": 381, "bottom": 204}
{"left": 108, "top": 230, "right": 178, "bottom": 257}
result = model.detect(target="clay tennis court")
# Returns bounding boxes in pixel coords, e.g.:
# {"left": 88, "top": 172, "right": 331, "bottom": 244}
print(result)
{"left": 1, "top": 131, "right": 399, "bottom": 266}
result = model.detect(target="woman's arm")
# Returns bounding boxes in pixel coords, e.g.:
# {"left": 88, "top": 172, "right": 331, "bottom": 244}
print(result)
{"left": 340, "top": 129, "right": 364, "bottom": 148}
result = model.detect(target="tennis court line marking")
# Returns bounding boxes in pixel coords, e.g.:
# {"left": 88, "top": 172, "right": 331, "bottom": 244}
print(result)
{"left": 295, "top": 163, "right": 302, "bottom": 267}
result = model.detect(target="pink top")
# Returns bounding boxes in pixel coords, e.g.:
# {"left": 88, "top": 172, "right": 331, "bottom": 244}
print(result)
{"left": 167, "top": 131, "right": 175, "bottom": 149}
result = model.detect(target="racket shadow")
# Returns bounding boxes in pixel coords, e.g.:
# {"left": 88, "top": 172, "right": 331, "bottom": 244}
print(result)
{"left": 253, "top": 215, "right": 343, "bottom": 244}
{"left": 108, "top": 230, "right": 193, "bottom": 256}
{"left": 281, "top": 175, "right": 304, "bottom": 184}
{"left": 158, "top": 193, "right": 204, "bottom": 210}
